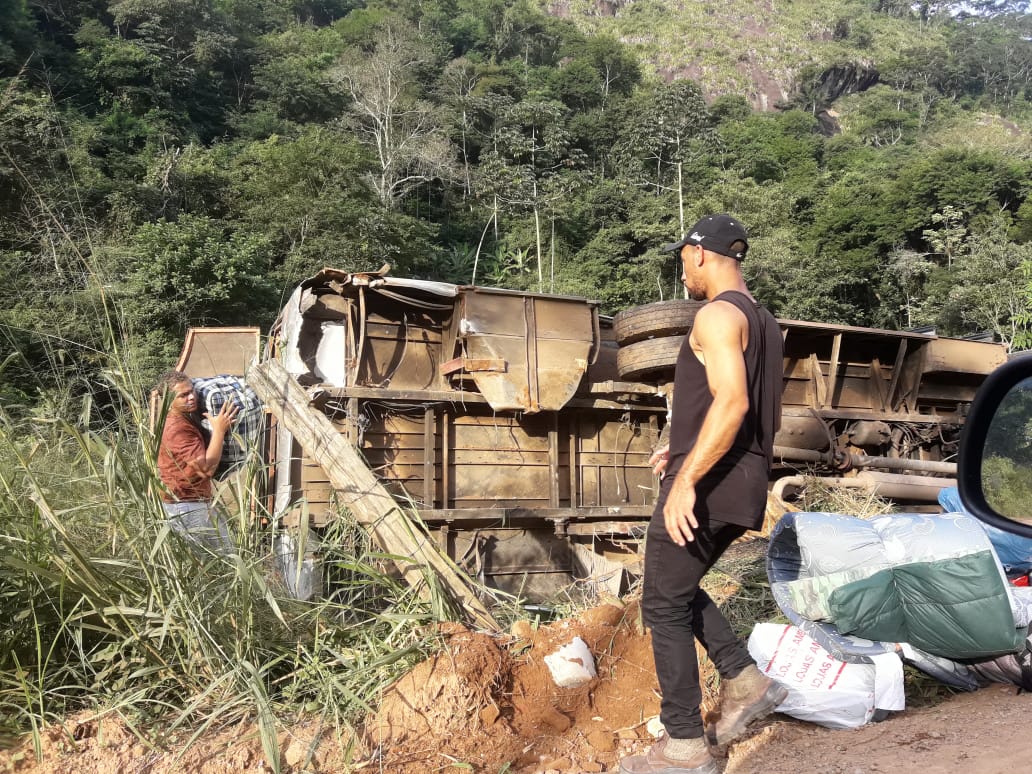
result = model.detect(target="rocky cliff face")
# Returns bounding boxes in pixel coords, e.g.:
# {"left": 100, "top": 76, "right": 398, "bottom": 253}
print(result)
{"left": 808, "top": 63, "right": 880, "bottom": 107}
{"left": 805, "top": 62, "right": 881, "bottom": 133}
{"left": 547, "top": 0, "right": 881, "bottom": 117}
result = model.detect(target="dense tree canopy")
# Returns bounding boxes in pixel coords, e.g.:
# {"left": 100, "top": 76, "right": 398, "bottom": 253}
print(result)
{"left": 1, "top": 0, "right": 1031, "bottom": 415}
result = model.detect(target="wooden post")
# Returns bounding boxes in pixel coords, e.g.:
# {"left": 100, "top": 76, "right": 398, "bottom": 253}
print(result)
{"left": 548, "top": 413, "right": 560, "bottom": 508}
{"left": 423, "top": 405, "right": 436, "bottom": 509}
{"left": 247, "top": 359, "right": 498, "bottom": 631}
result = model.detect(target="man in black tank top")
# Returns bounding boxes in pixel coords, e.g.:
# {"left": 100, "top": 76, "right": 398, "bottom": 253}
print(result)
{"left": 620, "top": 215, "right": 786, "bottom": 774}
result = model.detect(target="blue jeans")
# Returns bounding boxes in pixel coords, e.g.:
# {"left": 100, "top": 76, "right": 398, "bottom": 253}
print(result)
{"left": 162, "top": 501, "right": 233, "bottom": 555}
{"left": 643, "top": 493, "right": 754, "bottom": 739}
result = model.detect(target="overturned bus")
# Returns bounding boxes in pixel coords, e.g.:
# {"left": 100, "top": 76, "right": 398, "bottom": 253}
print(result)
{"left": 170, "top": 266, "right": 1007, "bottom": 609}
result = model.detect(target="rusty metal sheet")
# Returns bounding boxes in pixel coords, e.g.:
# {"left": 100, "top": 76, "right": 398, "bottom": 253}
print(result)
{"left": 357, "top": 321, "right": 441, "bottom": 390}
{"left": 447, "top": 527, "right": 573, "bottom": 597}
{"left": 923, "top": 338, "right": 1007, "bottom": 375}
{"left": 173, "top": 327, "right": 261, "bottom": 378}
{"left": 451, "top": 416, "right": 552, "bottom": 450}
{"left": 456, "top": 289, "right": 597, "bottom": 413}
{"left": 452, "top": 465, "right": 553, "bottom": 500}
{"left": 440, "top": 357, "right": 507, "bottom": 374}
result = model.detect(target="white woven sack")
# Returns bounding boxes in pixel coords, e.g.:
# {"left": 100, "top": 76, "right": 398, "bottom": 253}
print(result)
{"left": 748, "top": 622, "right": 904, "bottom": 730}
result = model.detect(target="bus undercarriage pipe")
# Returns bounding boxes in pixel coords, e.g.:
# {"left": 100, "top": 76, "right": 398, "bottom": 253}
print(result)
{"left": 773, "top": 446, "right": 956, "bottom": 476}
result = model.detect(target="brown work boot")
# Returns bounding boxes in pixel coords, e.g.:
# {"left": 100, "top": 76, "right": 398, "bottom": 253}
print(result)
{"left": 705, "top": 665, "right": 788, "bottom": 751}
{"left": 618, "top": 733, "right": 717, "bottom": 774}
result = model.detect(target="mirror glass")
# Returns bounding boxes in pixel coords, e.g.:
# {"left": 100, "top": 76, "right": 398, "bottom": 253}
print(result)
{"left": 982, "top": 374, "right": 1032, "bottom": 525}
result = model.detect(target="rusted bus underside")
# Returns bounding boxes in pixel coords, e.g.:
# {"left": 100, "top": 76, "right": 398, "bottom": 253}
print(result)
{"left": 776, "top": 321, "right": 1006, "bottom": 474}
{"left": 264, "top": 268, "right": 664, "bottom": 595}
{"left": 780, "top": 319, "right": 1002, "bottom": 421}
{"left": 296, "top": 403, "right": 661, "bottom": 513}
{"left": 189, "top": 267, "right": 1007, "bottom": 598}
{"left": 280, "top": 384, "right": 663, "bottom": 598}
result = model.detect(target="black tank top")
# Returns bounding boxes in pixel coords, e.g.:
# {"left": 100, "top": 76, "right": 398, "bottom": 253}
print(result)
{"left": 661, "top": 290, "right": 783, "bottom": 529}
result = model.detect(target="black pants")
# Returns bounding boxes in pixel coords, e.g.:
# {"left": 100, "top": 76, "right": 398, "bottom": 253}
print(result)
{"left": 642, "top": 503, "right": 755, "bottom": 739}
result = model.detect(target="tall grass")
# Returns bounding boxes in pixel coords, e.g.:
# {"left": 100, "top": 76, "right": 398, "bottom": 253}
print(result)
{"left": 0, "top": 377, "right": 445, "bottom": 769}
{"left": 0, "top": 71, "right": 474, "bottom": 769}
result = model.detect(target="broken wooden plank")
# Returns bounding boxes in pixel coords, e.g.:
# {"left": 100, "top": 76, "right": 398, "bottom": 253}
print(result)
{"left": 808, "top": 353, "right": 827, "bottom": 408}
{"left": 247, "top": 358, "right": 498, "bottom": 631}
{"left": 824, "top": 332, "right": 842, "bottom": 409}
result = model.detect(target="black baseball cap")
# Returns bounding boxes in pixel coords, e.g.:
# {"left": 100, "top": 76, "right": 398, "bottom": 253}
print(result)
{"left": 662, "top": 214, "right": 749, "bottom": 261}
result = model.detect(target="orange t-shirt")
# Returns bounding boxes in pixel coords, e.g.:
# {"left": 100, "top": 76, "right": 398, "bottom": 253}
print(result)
{"left": 158, "top": 413, "right": 212, "bottom": 502}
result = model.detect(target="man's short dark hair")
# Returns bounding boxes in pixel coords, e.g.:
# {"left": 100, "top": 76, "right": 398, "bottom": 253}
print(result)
{"left": 157, "top": 370, "right": 192, "bottom": 393}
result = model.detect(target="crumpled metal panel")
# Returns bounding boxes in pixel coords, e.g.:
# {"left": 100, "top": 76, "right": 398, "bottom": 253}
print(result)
{"left": 457, "top": 289, "right": 597, "bottom": 413}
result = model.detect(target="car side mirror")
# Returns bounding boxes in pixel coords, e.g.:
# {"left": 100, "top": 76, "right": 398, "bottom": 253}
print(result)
{"left": 958, "top": 352, "right": 1032, "bottom": 539}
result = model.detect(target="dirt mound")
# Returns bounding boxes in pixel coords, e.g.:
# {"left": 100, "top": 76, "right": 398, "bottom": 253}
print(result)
{"left": 365, "top": 600, "right": 666, "bottom": 773}
{"left": 0, "top": 711, "right": 353, "bottom": 773}
{"left": 363, "top": 622, "right": 522, "bottom": 767}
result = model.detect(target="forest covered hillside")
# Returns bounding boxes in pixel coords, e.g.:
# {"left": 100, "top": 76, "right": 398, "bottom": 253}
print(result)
{"left": 1, "top": 2, "right": 1031, "bottom": 761}
{"left": 1, "top": 0, "right": 1031, "bottom": 414}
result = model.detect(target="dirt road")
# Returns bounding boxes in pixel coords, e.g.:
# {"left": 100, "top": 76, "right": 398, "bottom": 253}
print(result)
{"left": 724, "top": 682, "right": 1031, "bottom": 774}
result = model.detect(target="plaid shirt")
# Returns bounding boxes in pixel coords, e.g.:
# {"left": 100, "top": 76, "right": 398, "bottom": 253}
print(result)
{"left": 193, "top": 376, "right": 264, "bottom": 476}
